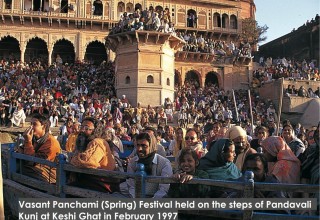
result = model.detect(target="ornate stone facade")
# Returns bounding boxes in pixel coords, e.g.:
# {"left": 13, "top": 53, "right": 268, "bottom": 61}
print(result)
{"left": 0, "top": 0, "right": 255, "bottom": 92}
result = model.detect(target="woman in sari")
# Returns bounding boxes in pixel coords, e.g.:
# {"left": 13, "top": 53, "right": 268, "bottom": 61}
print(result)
{"left": 261, "top": 136, "right": 300, "bottom": 184}
{"left": 198, "top": 138, "right": 241, "bottom": 197}
{"left": 199, "top": 138, "right": 241, "bottom": 180}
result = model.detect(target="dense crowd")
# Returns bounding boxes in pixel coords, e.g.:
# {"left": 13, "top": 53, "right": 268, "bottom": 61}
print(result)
{"left": 110, "top": 6, "right": 252, "bottom": 63}
{"left": 0, "top": 38, "right": 319, "bottom": 216}
{"left": 110, "top": 6, "right": 175, "bottom": 34}
{"left": 177, "top": 33, "right": 252, "bottom": 59}
{"left": 252, "top": 57, "right": 320, "bottom": 88}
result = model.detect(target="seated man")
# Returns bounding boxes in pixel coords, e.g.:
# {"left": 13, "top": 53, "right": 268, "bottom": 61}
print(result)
{"left": 126, "top": 132, "right": 172, "bottom": 198}
{"left": 19, "top": 114, "right": 61, "bottom": 183}
{"left": 10, "top": 103, "right": 26, "bottom": 128}
{"left": 70, "top": 117, "right": 118, "bottom": 193}
{"left": 157, "top": 108, "right": 167, "bottom": 126}
{"left": 164, "top": 105, "right": 173, "bottom": 123}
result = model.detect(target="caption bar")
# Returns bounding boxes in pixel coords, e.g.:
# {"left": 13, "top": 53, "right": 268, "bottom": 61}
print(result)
{"left": 19, "top": 198, "right": 317, "bottom": 220}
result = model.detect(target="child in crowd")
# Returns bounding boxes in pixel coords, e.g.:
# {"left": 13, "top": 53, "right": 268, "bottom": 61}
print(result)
{"left": 166, "top": 149, "right": 209, "bottom": 198}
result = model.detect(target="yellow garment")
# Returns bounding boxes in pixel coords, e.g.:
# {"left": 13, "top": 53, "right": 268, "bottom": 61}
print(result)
{"left": 70, "top": 138, "right": 116, "bottom": 170}
{"left": 65, "top": 133, "right": 78, "bottom": 152}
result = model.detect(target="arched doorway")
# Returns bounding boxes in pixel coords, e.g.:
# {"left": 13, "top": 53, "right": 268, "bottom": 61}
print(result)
{"left": 0, "top": 36, "right": 20, "bottom": 61}
{"left": 84, "top": 41, "right": 107, "bottom": 64}
{"left": 25, "top": 38, "right": 48, "bottom": 64}
{"left": 52, "top": 39, "right": 75, "bottom": 64}
{"left": 135, "top": 3, "right": 142, "bottom": 11}
{"left": 205, "top": 72, "right": 219, "bottom": 87}
{"left": 185, "top": 70, "right": 200, "bottom": 88}
{"left": 187, "top": 9, "right": 197, "bottom": 28}
{"left": 174, "top": 70, "right": 182, "bottom": 87}
{"left": 93, "top": 0, "right": 103, "bottom": 15}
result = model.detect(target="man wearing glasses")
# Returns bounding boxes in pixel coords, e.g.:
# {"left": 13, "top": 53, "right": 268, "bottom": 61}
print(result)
{"left": 185, "top": 128, "right": 207, "bottom": 159}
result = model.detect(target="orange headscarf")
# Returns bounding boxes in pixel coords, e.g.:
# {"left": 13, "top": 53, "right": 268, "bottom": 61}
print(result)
{"left": 261, "top": 136, "right": 300, "bottom": 184}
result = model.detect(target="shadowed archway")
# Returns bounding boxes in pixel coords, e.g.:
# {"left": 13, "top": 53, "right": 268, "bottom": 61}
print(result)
{"left": 25, "top": 37, "right": 48, "bottom": 64}
{"left": 85, "top": 41, "right": 108, "bottom": 64}
{"left": 185, "top": 70, "right": 201, "bottom": 88}
{"left": 205, "top": 71, "right": 219, "bottom": 87}
{"left": 52, "top": 39, "right": 75, "bottom": 64}
{"left": 0, "top": 36, "right": 20, "bottom": 61}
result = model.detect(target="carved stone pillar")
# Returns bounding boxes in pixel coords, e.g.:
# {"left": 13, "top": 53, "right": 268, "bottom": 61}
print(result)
{"left": 20, "top": 41, "right": 26, "bottom": 63}
{"left": 48, "top": 46, "right": 53, "bottom": 65}
{"left": 77, "top": 32, "right": 85, "bottom": 61}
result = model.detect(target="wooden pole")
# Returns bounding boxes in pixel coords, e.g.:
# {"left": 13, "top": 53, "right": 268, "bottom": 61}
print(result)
{"left": 248, "top": 90, "right": 254, "bottom": 136}
{"left": 0, "top": 143, "right": 5, "bottom": 220}
{"left": 276, "top": 78, "right": 284, "bottom": 135}
{"left": 232, "top": 90, "right": 239, "bottom": 122}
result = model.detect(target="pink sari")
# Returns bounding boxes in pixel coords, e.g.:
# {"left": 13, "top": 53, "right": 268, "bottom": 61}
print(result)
{"left": 261, "top": 136, "right": 300, "bottom": 184}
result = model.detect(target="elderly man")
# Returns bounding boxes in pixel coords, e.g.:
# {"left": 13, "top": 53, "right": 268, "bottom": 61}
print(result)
{"left": 225, "top": 126, "right": 256, "bottom": 170}
{"left": 70, "top": 117, "right": 118, "bottom": 193}
{"left": 126, "top": 132, "right": 172, "bottom": 198}
{"left": 19, "top": 114, "right": 61, "bottom": 183}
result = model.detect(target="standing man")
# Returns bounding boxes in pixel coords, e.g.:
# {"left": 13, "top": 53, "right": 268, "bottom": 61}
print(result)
{"left": 19, "top": 114, "right": 61, "bottom": 183}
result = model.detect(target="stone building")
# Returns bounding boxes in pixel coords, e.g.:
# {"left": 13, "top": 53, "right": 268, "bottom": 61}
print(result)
{"left": 0, "top": 0, "right": 256, "bottom": 92}
{"left": 258, "top": 15, "right": 319, "bottom": 64}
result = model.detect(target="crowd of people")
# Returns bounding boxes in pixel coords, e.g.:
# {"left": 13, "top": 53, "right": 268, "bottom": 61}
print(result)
{"left": 109, "top": 6, "right": 252, "bottom": 63}
{"left": 252, "top": 57, "right": 320, "bottom": 88}
{"left": 17, "top": 111, "right": 319, "bottom": 215}
{"left": 177, "top": 32, "right": 252, "bottom": 59}
{"left": 1, "top": 53, "right": 317, "bottom": 215}
{"left": 110, "top": 6, "right": 175, "bottom": 34}
{"left": 0, "top": 58, "right": 116, "bottom": 128}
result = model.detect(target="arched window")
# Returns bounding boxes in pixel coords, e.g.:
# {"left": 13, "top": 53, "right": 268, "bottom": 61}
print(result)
{"left": 178, "top": 9, "right": 186, "bottom": 24}
{"left": 93, "top": 0, "right": 103, "bottom": 16}
{"left": 147, "top": 75, "right": 154, "bottom": 83}
{"left": 213, "top": 12, "right": 221, "bottom": 27}
{"left": 60, "top": 0, "right": 68, "bottom": 13}
{"left": 125, "top": 76, "right": 130, "bottom": 84}
{"left": 117, "top": 2, "right": 125, "bottom": 13}
{"left": 135, "top": 3, "right": 142, "bottom": 11}
{"left": 166, "top": 78, "right": 170, "bottom": 86}
{"left": 155, "top": 5, "right": 163, "bottom": 13}
{"left": 187, "top": 9, "right": 197, "bottom": 28}
{"left": 222, "top": 14, "right": 229, "bottom": 28}
{"left": 126, "top": 2, "right": 134, "bottom": 12}
{"left": 230, "top": 15, "right": 238, "bottom": 29}
{"left": 4, "top": 0, "right": 12, "bottom": 9}
{"left": 198, "top": 11, "right": 206, "bottom": 26}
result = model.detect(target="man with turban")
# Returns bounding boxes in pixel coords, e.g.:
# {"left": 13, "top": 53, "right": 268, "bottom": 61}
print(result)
{"left": 225, "top": 126, "right": 256, "bottom": 170}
